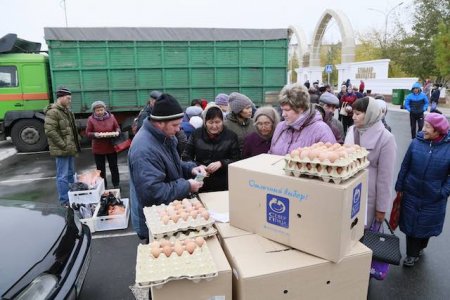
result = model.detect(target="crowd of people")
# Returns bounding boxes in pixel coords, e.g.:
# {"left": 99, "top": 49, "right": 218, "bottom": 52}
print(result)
{"left": 44, "top": 82, "right": 449, "bottom": 268}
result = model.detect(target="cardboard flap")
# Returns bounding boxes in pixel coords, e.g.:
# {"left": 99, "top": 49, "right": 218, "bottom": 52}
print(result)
{"left": 199, "top": 191, "right": 229, "bottom": 214}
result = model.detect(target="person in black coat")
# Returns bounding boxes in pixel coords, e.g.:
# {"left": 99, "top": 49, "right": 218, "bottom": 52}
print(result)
{"left": 182, "top": 104, "right": 240, "bottom": 192}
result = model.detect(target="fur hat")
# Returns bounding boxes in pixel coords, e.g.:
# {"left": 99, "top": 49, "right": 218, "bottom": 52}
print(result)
{"left": 185, "top": 106, "right": 203, "bottom": 119}
{"left": 149, "top": 90, "right": 162, "bottom": 100}
{"left": 150, "top": 93, "right": 184, "bottom": 121}
{"left": 425, "top": 113, "right": 449, "bottom": 135}
{"left": 319, "top": 92, "right": 339, "bottom": 107}
{"left": 215, "top": 93, "right": 229, "bottom": 106}
{"left": 91, "top": 100, "right": 106, "bottom": 111}
{"left": 228, "top": 92, "right": 253, "bottom": 114}
{"left": 56, "top": 86, "right": 71, "bottom": 98}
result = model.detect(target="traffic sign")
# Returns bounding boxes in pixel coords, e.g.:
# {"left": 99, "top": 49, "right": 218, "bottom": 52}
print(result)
{"left": 325, "top": 64, "right": 333, "bottom": 73}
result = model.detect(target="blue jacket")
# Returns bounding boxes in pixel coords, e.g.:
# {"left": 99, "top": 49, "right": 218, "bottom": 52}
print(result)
{"left": 128, "top": 120, "right": 196, "bottom": 238}
{"left": 395, "top": 131, "right": 450, "bottom": 238}
{"left": 404, "top": 82, "right": 429, "bottom": 114}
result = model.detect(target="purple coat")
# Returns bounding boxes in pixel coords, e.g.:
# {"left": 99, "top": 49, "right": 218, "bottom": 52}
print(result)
{"left": 345, "top": 121, "right": 397, "bottom": 227}
{"left": 242, "top": 132, "right": 271, "bottom": 158}
{"left": 269, "top": 109, "right": 336, "bottom": 155}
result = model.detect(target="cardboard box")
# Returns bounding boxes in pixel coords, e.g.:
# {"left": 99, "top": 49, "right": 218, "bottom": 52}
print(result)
{"left": 223, "top": 234, "right": 372, "bottom": 300}
{"left": 229, "top": 154, "right": 368, "bottom": 262}
{"left": 151, "top": 235, "right": 232, "bottom": 300}
{"left": 199, "top": 191, "right": 252, "bottom": 243}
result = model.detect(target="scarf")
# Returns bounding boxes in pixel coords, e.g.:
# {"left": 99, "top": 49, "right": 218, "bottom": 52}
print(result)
{"left": 92, "top": 111, "right": 111, "bottom": 121}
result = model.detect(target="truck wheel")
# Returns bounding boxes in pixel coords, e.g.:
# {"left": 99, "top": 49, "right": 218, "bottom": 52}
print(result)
{"left": 11, "top": 119, "right": 48, "bottom": 152}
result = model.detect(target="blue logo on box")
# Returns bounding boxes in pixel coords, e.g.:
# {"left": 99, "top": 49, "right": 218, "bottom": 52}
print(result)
{"left": 266, "top": 194, "right": 289, "bottom": 228}
{"left": 351, "top": 183, "right": 362, "bottom": 219}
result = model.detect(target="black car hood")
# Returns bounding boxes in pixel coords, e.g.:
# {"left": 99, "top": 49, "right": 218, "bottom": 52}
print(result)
{"left": 0, "top": 200, "right": 66, "bottom": 295}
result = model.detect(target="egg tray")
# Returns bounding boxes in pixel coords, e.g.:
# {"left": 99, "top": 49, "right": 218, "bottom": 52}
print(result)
{"left": 149, "top": 226, "right": 217, "bottom": 242}
{"left": 144, "top": 200, "right": 215, "bottom": 238}
{"left": 135, "top": 242, "right": 218, "bottom": 288}
{"left": 285, "top": 147, "right": 369, "bottom": 168}
{"left": 284, "top": 158, "right": 369, "bottom": 184}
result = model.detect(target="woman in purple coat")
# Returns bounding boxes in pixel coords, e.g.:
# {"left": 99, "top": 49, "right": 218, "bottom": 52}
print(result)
{"left": 269, "top": 83, "right": 336, "bottom": 155}
{"left": 242, "top": 106, "right": 280, "bottom": 158}
{"left": 345, "top": 97, "right": 397, "bottom": 228}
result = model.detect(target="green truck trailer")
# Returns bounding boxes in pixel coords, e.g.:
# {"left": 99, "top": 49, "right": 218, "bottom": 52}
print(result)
{"left": 0, "top": 27, "right": 288, "bottom": 152}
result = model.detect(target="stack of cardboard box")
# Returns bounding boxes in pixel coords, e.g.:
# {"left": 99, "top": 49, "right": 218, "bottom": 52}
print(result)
{"left": 199, "top": 154, "right": 372, "bottom": 300}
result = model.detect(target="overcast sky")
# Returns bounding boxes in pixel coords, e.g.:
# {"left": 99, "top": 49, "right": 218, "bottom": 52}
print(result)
{"left": 2, "top": 0, "right": 413, "bottom": 48}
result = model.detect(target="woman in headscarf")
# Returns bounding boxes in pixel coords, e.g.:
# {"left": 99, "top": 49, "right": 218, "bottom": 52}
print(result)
{"left": 182, "top": 104, "right": 240, "bottom": 192}
{"left": 86, "top": 101, "right": 121, "bottom": 189}
{"left": 344, "top": 96, "right": 397, "bottom": 228}
{"left": 242, "top": 106, "right": 280, "bottom": 158}
{"left": 395, "top": 113, "right": 450, "bottom": 267}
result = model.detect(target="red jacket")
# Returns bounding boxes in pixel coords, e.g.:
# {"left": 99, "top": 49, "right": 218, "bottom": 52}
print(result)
{"left": 86, "top": 112, "right": 120, "bottom": 154}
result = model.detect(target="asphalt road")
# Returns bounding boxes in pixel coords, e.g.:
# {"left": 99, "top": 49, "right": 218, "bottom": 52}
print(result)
{"left": 0, "top": 108, "right": 449, "bottom": 299}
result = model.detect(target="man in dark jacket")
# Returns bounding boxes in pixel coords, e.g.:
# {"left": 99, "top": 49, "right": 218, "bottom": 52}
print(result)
{"left": 128, "top": 93, "right": 206, "bottom": 242}
{"left": 135, "top": 90, "right": 162, "bottom": 131}
{"left": 44, "top": 86, "right": 81, "bottom": 206}
{"left": 405, "top": 82, "right": 429, "bottom": 138}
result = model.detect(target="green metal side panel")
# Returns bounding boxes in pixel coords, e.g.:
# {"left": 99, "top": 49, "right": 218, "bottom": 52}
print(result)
{"left": 47, "top": 38, "right": 287, "bottom": 111}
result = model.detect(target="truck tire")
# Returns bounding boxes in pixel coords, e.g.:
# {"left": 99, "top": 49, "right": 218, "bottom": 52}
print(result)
{"left": 11, "top": 119, "right": 48, "bottom": 152}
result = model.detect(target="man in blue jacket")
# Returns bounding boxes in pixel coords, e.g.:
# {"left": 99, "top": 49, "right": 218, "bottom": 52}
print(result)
{"left": 128, "top": 93, "right": 206, "bottom": 243}
{"left": 404, "top": 82, "right": 429, "bottom": 139}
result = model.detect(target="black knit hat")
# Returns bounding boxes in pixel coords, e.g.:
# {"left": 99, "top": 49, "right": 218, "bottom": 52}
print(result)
{"left": 150, "top": 93, "right": 184, "bottom": 121}
{"left": 56, "top": 86, "right": 71, "bottom": 98}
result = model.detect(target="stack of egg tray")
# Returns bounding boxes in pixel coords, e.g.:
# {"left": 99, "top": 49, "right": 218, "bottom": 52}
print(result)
{"left": 135, "top": 239, "right": 218, "bottom": 288}
{"left": 283, "top": 148, "right": 369, "bottom": 184}
{"left": 144, "top": 199, "right": 216, "bottom": 240}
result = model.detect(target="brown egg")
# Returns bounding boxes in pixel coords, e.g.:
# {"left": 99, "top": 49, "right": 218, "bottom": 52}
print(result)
{"left": 167, "top": 209, "right": 177, "bottom": 216}
{"left": 171, "top": 214, "right": 180, "bottom": 223}
{"left": 173, "top": 200, "right": 181, "bottom": 205}
{"left": 328, "top": 152, "right": 339, "bottom": 163}
{"left": 160, "top": 239, "right": 171, "bottom": 248}
{"left": 325, "top": 142, "right": 332, "bottom": 147}
{"left": 175, "top": 203, "right": 183, "bottom": 210}
{"left": 185, "top": 242, "right": 197, "bottom": 254}
{"left": 201, "top": 211, "right": 210, "bottom": 220}
{"left": 180, "top": 212, "right": 189, "bottom": 221}
{"left": 300, "top": 149, "right": 310, "bottom": 159}
{"left": 150, "top": 241, "right": 160, "bottom": 249}
{"left": 190, "top": 210, "right": 198, "bottom": 219}
{"left": 195, "top": 237, "right": 205, "bottom": 247}
{"left": 181, "top": 198, "right": 191, "bottom": 205}
{"left": 291, "top": 149, "right": 300, "bottom": 158}
{"left": 184, "top": 206, "right": 193, "bottom": 213}
{"left": 183, "top": 238, "right": 193, "bottom": 245}
{"left": 161, "top": 215, "right": 170, "bottom": 225}
{"left": 308, "top": 149, "right": 318, "bottom": 160}
{"left": 193, "top": 202, "right": 204, "bottom": 209}
{"left": 174, "top": 244, "right": 184, "bottom": 256}
{"left": 318, "top": 151, "right": 329, "bottom": 162}
{"left": 151, "top": 247, "right": 161, "bottom": 258}
{"left": 162, "top": 245, "right": 173, "bottom": 257}
{"left": 197, "top": 207, "right": 206, "bottom": 213}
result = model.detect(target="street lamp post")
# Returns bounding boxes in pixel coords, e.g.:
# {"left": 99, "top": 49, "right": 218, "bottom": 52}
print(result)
{"left": 368, "top": 2, "right": 404, "bottom": 48}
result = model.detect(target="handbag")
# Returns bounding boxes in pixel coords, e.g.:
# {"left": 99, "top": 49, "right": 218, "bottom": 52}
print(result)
{"left": 363, "top": 219, "right": 402, "bottom": 265}
{"left": 112, "top": 132, "right": 132, "bottom": 153}
{"left": 389, "top": 192, "right": 402, "bottom": 230}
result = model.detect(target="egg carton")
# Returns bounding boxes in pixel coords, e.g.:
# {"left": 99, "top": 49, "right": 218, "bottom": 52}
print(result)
{"left": 135, "top": 239, "right": 218, "bottom": 288}
{"left": 149, "top": 226, "right": 217, "bottom": 242}
{"left": 144, "top": 198, "right": 215, "bottom": 239}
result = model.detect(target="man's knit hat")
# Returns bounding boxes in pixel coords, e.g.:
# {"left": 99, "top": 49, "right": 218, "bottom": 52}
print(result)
{"left": 215, "top": 93, "right": 229, "bottom": 106}
{"left": 150, "top": 93, "right": 184, "bottom": 121}
{"left": 56, "top": 86, "right": 71, "bottom": 98}
{"left": 228, "top": 92, "right": 252, "bottom": 114}
{"left": 425, "top": 113, "right": 449, "bottom": 135}
{"left": 91, "top": 100, "right": 106, "bottom": 111}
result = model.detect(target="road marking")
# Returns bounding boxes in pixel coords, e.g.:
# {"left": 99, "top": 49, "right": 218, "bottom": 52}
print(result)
{"left": 92, "top": 231, "right": 137, "bottom": 239}
{"left": 0, "top": 176, "right": 56, "bottom": 183}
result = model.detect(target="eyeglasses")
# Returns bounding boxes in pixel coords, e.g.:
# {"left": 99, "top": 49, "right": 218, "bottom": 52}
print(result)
{"left": 256, "top": 122, "right": 272, "bottom": 128}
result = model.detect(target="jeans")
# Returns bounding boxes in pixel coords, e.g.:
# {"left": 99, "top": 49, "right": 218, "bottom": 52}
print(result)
{"left": 94, "top": 153, "right": 120, "bottom": 188}
{"left": 409, "top": 112, "right": 424, "bottom": 139}
{"left": 55, "top": 156, "right": 75, "bottom": 205}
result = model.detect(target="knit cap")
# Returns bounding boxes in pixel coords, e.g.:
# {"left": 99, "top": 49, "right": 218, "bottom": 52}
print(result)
{"left": 215, "top": 93, "right": 229, "bottom": 106}
{"left": 253, "top": 106, "right": 280, "bottom": 126}
{"left": 150, "top": 93, "right": 184, "bottom": 121}
{"left": 319, "top": 92, "right": 339, "bottom": 107}
{"left": 425, "top": 113, "right": 449, "bottom": 135}
{"left": 91, "top": 100, "right": 106, "bottom": 111}
{"left": 56, "top": 86, "right": 71, "bottom": 98}
{"left": 228, "top": 92, "right": 253, "bottom": 114}
{"left": 185, "top": 106, "right": 203, "bottom": 119}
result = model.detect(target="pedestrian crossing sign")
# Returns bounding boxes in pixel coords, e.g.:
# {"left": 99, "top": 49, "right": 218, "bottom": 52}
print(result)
{"left": 325, "top": 65, "right": 333, "bottom": 73}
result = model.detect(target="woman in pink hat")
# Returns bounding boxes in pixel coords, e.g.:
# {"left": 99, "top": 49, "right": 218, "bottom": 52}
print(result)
{"left": 395, "top": 113, "right": 450, "bottom": 267}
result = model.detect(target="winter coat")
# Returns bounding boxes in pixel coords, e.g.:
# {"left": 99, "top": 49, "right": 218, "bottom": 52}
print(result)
{"left": 44, "top": 103, "right": 80, "bottom": 157}
{"left": 269, "top": 109, "right": 336, "bottom": 155}
{"left": 242, "top": 132, "right": 272, "bottom": 158}
{"left": 86, "top": 112, "right": 120, "bottom": 154}
{"left": 395, "top": 131, "right": 450, "bottom": 238}
{"left": 136, "top": 103, "right": 152, "bottom": 131}
{"left": 224, "top": 112, "right": 255, "bottom": 152}
{"left": 182, "top": 127, "right": 240, "bottom": 192}
{"left": 345, "top": 121, "right": 397, "bottom": 227}
{"left": 405, "top": 82, "right": 429, "bottom": 114}
{"left": 128, "top": 120, "right": 196, "bottom": 238}
{"left": 180, "top": 121, "right": 195, "bottom": 139}
{"left": 323, "top": 112, "right": 344, "bottom": 144}
{"left": 430, "top": 88, "right": 440, "bottom": 103}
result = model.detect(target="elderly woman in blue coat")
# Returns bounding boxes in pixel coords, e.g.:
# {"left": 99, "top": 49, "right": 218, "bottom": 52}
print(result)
{"left": 395, "top": 113, "right": 450, "bottom": 267}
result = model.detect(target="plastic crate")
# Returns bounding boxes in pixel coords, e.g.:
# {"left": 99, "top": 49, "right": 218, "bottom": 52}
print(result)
{"left": 68, "top": 178, "right": 105, "bottom": 205}
{"left": 93, "top": 198, "right": 130, "bottom": 232}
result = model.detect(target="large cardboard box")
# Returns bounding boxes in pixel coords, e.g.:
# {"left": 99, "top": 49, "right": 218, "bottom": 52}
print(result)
{"left": 151, "top": 235, "right": 232, "bottom": 300}
{"left": 223, "top": 234, "right": 372, "bottom": 300}
{"left": 199, "top": 191, "right": 252, "bottom": 243}
{"left": 229, "top": 154, "right": 368, "bottom": 262}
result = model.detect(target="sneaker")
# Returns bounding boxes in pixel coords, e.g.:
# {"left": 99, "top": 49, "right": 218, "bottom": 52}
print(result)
{"left": 403, "top": 256, "right": 419, "bottom": 267}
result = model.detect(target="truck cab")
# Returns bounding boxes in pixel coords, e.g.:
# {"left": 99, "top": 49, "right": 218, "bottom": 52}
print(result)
{"left": 0, "top": 34, "right": 50, "bottom": 152}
